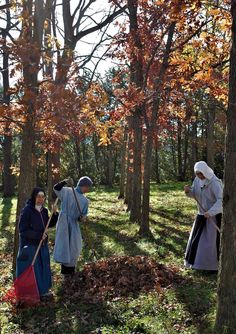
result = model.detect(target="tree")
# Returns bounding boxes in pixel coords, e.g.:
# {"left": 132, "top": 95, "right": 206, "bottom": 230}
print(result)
{"left": 112, "top": 0, "right": 216, "bottom": 233}
{"left": 215, "top": 1, "right": 236, "bottom": 332}
{"left": 0, "top": 0, "right": 16, "bottom": 197}
{"left": 127, "top": 0, "right": 144, "bottom": 223}
{"left": 11, "top": 0, "right": 53, "bottom": 275}
{"left": 140, "top": 21, "right": 175, "bottom": 235}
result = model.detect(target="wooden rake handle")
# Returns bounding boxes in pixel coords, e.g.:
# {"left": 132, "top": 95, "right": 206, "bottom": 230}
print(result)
{"left": 31, "top": 197, "right": 59, "bottom": 266}
{"left": 193, "top": 196, "right": 221, "bottom": 233}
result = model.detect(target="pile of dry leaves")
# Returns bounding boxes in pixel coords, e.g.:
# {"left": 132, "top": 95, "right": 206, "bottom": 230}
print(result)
{"left": 62, "top": 256, "right": 178, "bottom": 303}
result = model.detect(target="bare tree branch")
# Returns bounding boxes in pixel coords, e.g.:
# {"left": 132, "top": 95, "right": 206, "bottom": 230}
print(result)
{"left": 0, "top": 3, "right": 12, "bottom": 11}
{"left": 75, "top": 5, "right": 126, "bottom": 42}
{"left": 73, "top": 0, "right": 96, "bottom": 31}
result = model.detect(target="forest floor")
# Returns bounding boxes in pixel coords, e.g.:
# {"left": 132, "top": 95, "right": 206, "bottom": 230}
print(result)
{"left": 0, "top": 183, "right": 217, "bottom": 334}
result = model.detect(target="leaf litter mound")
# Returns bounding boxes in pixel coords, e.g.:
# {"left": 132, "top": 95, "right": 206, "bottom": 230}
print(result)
{"left": 62, "top": 256, "right": 178, "bottom": 303}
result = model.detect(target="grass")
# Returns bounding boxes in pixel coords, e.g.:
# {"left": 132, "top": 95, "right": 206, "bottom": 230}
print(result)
{"left": 0, "top": 183, "right": 218, "bottom": 334}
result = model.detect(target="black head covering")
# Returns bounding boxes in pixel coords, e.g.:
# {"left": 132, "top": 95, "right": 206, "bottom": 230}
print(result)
{"left": 30, "top": 187, "right": 46, "bottom": 206}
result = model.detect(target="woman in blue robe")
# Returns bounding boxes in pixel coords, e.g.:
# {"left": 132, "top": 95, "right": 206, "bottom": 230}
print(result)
{"left": 16, "top": 188, "right": 58, "bottom": 298}
{"left": 53, "top": 176, "right": 93, "bottom": 275}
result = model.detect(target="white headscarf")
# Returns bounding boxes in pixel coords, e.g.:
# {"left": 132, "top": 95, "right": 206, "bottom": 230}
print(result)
{"left": 35, "top": 205, "right": 42, "bottom": 212}
{"left": 194, "top": 161, "right": 214, "bottom": 180}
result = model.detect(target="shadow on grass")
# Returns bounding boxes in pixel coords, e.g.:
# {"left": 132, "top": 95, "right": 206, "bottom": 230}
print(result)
{"left": 174, "top": 272, "right": 217, "bottom": 334}
{"left": 80, "top": 220, "right": 149, "bottom": 259}
{"left": 56, "top": 282, "right": 124, "bottom": 334}
{"left": 13, "top": 288, "right": 118, "bottom": 334}
{"left": 150, "top": 207, "right": 193, "bottom": 227}
{"left": 83, "top": 205, "right": 190, "bottom": 262}
{"left": 18, "top": 297, "right": 121, "bottom": 334}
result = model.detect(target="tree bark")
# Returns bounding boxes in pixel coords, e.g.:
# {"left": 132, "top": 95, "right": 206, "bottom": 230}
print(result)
{"left": 74, "top": 138, "right": 82, "bottom": 176}
{"left": 190, "top": 113, "right": 198, "bottom": 178}
{"left": 13, "top": 122, "right": 35, "bottom": 275}
{"left": 171, "top": 125, "right": 178, "bottom": 177}
{"left": 140, "top": 130, "right": 153, "bottom": 235}
{"left": 47, "top": 152, "right": 53, "bottom": 205}
{"left": 81, "top": 140, "right": 88, "bottom": 175}
{"left": 119, "top": 128, "right": 128, "bottom": 199}
{"left": 139, "top": 22, "right": 175, "bottom": 236}
{"left": 124, "top": 132, "right": 133, "bottom": 211}
{"left": 92, "top": 134, "right": 101, "bottom": 178}
{"left": 2, "top": 0, "right": 15, "bottom": 197}
{"left": 215, "top": 2, "right": 236, "bottom": 332}
{"left": 13, "top": 0, "right": 51, "bottom": 276}
{"left": 130, "top": 112, "right": 143, "bottom": 222}
{"left": 2, "top": 135, "right": 15, "bottom": 197}
{"left": 107, "top": 145, "right": 114, "bottom": 187}
{"left": 182, "top": 124, "right": 189, "bottom": 180}
{"left": 177, "top": 117, "right": 184, "bottom": 181}
{"left": 206, "top": 99, "right": 216, "bottom": 168}
{"left": 128, "top": 0, "right": 143, "bottom": 223}
{"left": 47, "top": 151, "right": 60, "bottom": 206}
{"left": 154, "top": 144, "right": 161, "bottom": 184}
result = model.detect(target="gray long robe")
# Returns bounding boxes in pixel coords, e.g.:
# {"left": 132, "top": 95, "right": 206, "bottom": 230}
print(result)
{"left": 53, "top": 187, "right": 88, "bottom": 267}
{"left": 185, "top": 175, "right": 223, "bottom": 271}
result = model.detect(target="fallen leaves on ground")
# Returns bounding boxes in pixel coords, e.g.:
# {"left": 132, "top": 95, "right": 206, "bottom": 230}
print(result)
{"left": 62, "top": 256, "right": 179, "bottom": 303}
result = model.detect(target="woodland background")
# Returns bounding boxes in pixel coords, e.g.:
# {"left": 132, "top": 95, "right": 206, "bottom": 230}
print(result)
{"left": 0, "top": 1, "right": 235, "bottom": 333}
{"left": 0, "top": 0, "right": 229, "bottom": 222}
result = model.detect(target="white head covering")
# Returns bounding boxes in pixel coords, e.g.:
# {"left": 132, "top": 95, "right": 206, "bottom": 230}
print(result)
{"left": 194, "top": 161, "right": 214, "bottom": 180}
{"left": 35, "top": 205, "right": 42, "bottom": 212}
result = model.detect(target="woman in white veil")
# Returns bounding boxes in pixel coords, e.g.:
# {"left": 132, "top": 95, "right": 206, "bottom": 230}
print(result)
{"left": 184, "top": 161, "right": 223, "bottom": 271}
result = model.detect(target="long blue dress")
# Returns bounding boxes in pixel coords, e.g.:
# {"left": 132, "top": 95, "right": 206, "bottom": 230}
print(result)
{"left": 53, "top": 186, "right": 88, "bottom": 268}
{"left": 16, "top": 200, "right": 58, "bottom": 295}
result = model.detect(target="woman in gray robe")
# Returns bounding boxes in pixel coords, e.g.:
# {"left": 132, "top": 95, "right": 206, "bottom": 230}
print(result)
{"left": 184, "top": 161, "right": 223, "bottom": 271}
{"left": 53, "top": 176, "right": 93, "bottom": 275}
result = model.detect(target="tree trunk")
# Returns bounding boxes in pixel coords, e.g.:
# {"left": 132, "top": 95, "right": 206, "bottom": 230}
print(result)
{"left": 177, "top": 118, "right": 184, "bottom": 181}
{"left": 171, "top": 127, "right": 178, "bottom": 177}
{"left": 2, "top": 2, "right": 15, "bottom": 197}
{"left": 13, "top": 122, "right": 35, "bottom": 276}
{"left": 128, "top": 0, "right": 143, "bottom": 223}
{"left": 16, "top": 124, "right": 35, "bottom": 212}
{"left": 119, "top": 129, "right": 128, "bottom": 199}
{"left": 113, "top": 149, "right": 118, "bottom": 183}
{"left": 206, "top": 100, "right": 216, "bottom": 168}
{"left": 140, "top": 130, "right": 153, "bottom": 235}
{"left": 155, "top": 146, "right": 161, "bottom": 184}
{"left": 13, "top": 0, "right": 51, "bottom": 276}
{"left": 130, "top": 112, "right": 143, "bottom": 222}
{"left": 81, "top": 141, "right": 88, "bottom": 174}
{"left": 201, "top": 118, "right": 207, "bottom": 160}
{"left": 124, "top": 133, "right": 133, "bottom": 211}
{"left": 139, "top": 22, "right": 175, "bottom": 235}
{"left": 74, "top": 138, "right": 82, "bottom": 176}
{"left": 182, "top": 124, "right": 189, "bottom": 180}
{"left": 2, "top": 135, "right": 15, "bottom": 197}
{"left": 47, "top": 151, "right": 60, "bottom": 206}
{"left": 47, "top": 152, "right": 53, "bottom": 205}
{"left": 107, "top": 146, "right": 113, "bottom": 187}
{"left": 92, "top": 135, "right": 101, "bottom": 178}
{"left": 215, "top": 2, "right": 236, "bottom": 331}
{"left": 190, "top": 115, "right": 198, "bottom": 178}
